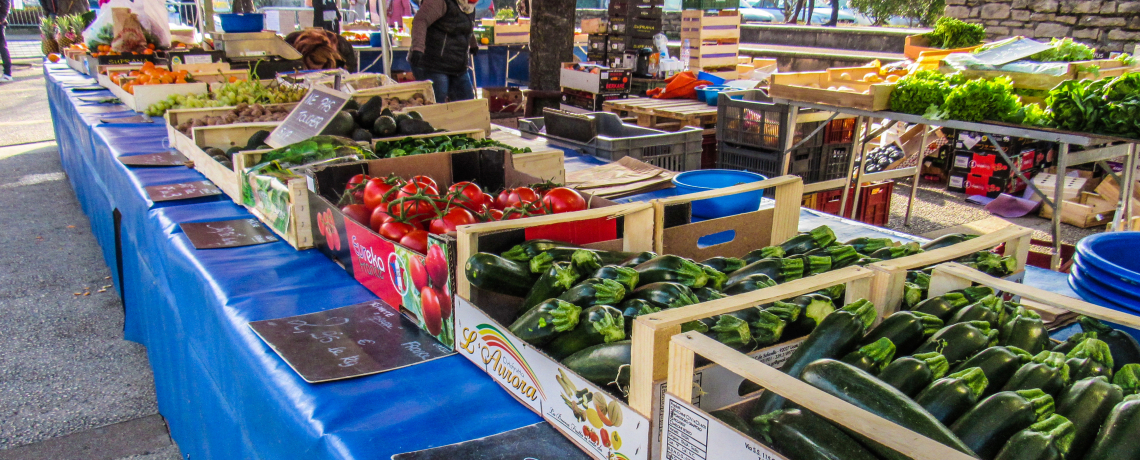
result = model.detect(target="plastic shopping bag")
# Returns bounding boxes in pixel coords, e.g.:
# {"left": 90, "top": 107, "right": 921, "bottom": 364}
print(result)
{"left": 82, "top": 0, "right": 171, "bottom": 48}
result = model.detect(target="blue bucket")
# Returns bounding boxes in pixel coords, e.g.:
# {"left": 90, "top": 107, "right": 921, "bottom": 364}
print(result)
{"left": 370, "top": 32, "right": 386, "bottom": 47}
{"left": 673, "top": 169, "right": 767, "bottom": 218}
{"left": 698, "top": 71, "right": 727, "bottom": 85}
{"left": 1076, "top": 232, "right": 1140, "bottom": 290}
{"left": 219, "top": 13, "right": 265, "bottom": 33}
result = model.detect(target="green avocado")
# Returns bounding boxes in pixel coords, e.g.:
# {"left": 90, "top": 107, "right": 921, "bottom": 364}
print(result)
{"left": 381, "top": 107, "right": 394, "bottom": 118}
{"left": 321, "top": 111, "right": 356, "bottom": 137}
{"left": 351, "top": 128, "right": 373, "bottom": 142}
{"left": 406, "top": 110, "right": 422, "bottom": 121}
{"left": 343, "top": 99, "right": 360, "bottom": 111}
{"left": 359, "top": 96, "right": 384, "bottom": 129}
{"left": 246, "top": 130, "right": 271, "bottom": 150}
{"left": 372, "top": 115, "right": 398, "bottom": 137}
{"left": 394, "top": 113, "right": 412, "bottom": 124}
{"left": 225, "top": 146, "right": 242, "bottom": 157}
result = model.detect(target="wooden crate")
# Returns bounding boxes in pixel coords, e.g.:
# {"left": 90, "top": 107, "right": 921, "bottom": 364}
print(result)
{"left": 352, "top": 80, "right": 437, "bottom": 107}
{"left": 488, "top": 130, "right": 567, "bottom": 182}
{"left": 680, "top": 10, "right": 741, "bottom": 41}
{"left": 1039, "top": 191, "right": 1117, "bottom": 228}
{"left": 65, "top": 50, "right": 88, "bottom": 74}
{"left": 97, "top": 73, "right": 210, "bottom": 113}
{"left": 394, "top": 98, "right": 492, "bottom": 135}
{"left": 903, "top": 34, "right": 983, "bottom": 60}
{"left": 235, "top": 150, "right": 314, "bottom": 250}
{"left": 686, "top": 40, "right": 739, "bottom": 69}
{"left": 492, "top": 22, "right": 531, "bottom": 44}
{"left": 183, "top": 122, "right": 280, "bottom": 201}
{"left": 602, "top": 97, "right": 719, "bottom": 130}
{"left": 769, "top": 71, "right": 895, "bottom": 111}
{"left": 867, "top": 223, "right": 1033, "bottom": 318}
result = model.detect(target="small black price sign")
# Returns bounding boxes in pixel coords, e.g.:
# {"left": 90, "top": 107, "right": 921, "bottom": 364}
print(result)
{"left": 118, "top": 151, "right": 187, "bottom": 167}
{"left": 265, "top": 85, "right": 351, "bottom": 148}
{"left": 144, "top": 180, "right": 222, "bottom": 202}
{"left": 179, "top": 218, "right": 278, "bottom": 249}
{"left": 248, "top": 300, "right": 454, "bottom": 383}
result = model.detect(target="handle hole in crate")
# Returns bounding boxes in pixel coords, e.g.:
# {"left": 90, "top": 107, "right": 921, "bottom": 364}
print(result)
{"left": 697, "top": 230, "right": 735, "bottom": 248}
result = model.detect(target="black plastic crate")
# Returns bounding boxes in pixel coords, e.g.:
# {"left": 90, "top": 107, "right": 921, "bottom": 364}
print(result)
{"left": 815, "top": 144, "right": 853, "bottom": 182}
{"left": 717, "top": 142, "right": 784, "bottom": 179}
{"left": 718, "top": 142, "right": 852, "bottom": 184}
{"left": 609, "top": 0, "right": 664, "bottom": 18}
{"left": 718, "top": 90, "right": 860, "bottom": 152}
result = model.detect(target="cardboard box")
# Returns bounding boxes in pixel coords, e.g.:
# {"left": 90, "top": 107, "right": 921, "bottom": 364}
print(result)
{"left": 1039, "top": 192, "right": 1117, "bottom": 228}
{"left": 1032, "top": 172, "right": 1089, "bottom": 201}
{"left": 561, "top": 88, "right": 630, "bottom": 111}
{"left": 581, "top": 18, "right": 607, "bottom": 34}
{"left": 964, "top": 171, "right": 1028, "bottom": 198}
{"left": 560, "top": 63, "right": 633, "bottom": 94}
{"left": 955, "top": 130, "right": 1019, "bottom": 154}
{"left": 949, "top": 148, "right": 1034, "bottom": 179}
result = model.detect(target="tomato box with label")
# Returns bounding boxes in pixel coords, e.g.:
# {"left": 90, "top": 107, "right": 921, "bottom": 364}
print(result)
{"left": 454, "top": 176, "right": 814, "bottom": 459}
{"left": 305, "top": 148, "right": 619, "bottom": 345}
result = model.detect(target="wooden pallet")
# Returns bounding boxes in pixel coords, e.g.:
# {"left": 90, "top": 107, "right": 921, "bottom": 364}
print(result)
{"left": 602, "top": 97, "right": 718, "bottom": 131}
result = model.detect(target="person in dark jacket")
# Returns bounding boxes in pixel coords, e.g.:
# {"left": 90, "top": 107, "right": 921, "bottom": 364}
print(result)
{"left": 408, "top": 0, "right": 477, "bottom": 102}
{"left": 0, "top": 0, "right": 11, "bottom": 82}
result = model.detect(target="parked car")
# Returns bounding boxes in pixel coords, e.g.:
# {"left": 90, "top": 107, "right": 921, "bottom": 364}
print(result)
{"left": 741, "top": 0, "right": 863, "bottom": 25}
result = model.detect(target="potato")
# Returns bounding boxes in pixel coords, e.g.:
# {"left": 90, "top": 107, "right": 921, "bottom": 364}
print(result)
{"left": 840, "top": 72, "right": 852, "bottom": 80}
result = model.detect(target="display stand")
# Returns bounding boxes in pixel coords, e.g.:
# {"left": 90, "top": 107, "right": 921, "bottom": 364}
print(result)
{"left": 772, "top": 97, "right": 1140, "bottom": 270}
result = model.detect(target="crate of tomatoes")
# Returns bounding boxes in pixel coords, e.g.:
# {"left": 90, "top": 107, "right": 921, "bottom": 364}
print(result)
{"left": 305, "top": 148, "right": 618, "bottom": 346}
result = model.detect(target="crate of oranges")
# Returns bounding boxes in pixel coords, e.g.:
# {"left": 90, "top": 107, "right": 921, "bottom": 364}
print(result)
{"left": 99, "top": 61, "right": 209, "bottom": 113}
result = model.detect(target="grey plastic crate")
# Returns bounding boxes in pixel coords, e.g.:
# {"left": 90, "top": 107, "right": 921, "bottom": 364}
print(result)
{"left": 717, "top": 90, "right": 830, "bottom": 151}
{"left": 520, "top": 111, "right": 703, "bottom": 171}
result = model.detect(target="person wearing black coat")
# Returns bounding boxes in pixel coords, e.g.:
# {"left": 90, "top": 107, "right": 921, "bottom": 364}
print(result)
{"left": 0, "top": 0, "right": 11, "bottom": 81}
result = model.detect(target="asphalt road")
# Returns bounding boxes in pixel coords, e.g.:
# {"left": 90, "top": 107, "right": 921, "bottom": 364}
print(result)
{"left": 0, "top": 61, "right": 180, "bottom": 459}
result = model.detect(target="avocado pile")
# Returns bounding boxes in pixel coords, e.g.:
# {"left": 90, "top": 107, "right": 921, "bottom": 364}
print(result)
{"left": 205, "top": 130, "right": 273, "bottom": 169}
{"left": 320, "top": 96, "right": 438, "bottom": 141}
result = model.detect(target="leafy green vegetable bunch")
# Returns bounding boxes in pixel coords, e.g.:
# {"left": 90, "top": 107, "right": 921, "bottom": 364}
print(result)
{"left": 374, "top": 134, "right": 534, "bottom": 158}
{"left": 924, "top": 17, "right": 986, "bottom": 49}
{"left": 1029, "top": 38, "right": 1096, "bottom": 62}
{"left": 941, "top": 76, "right": 1021, "bottom": 123}
{"left": 888, "top": 70, "right": 954, "bottom": 115}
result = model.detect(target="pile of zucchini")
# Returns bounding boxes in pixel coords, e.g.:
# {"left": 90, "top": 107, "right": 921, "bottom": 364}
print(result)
{"left": 718, "top": 284, "right": 1140, "bottom": 460}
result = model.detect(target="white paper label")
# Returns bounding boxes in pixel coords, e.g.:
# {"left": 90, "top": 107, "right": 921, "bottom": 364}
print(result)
{"left": 661, "top": 394, "right": 787, "bottom": 460}
{"left": 185, "top": 54, "right": 213, "bottom": 64}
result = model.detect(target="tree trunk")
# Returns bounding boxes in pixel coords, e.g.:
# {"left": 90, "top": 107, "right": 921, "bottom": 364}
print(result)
{"left": 55, "top": 0, "right": 89, "bottom": 16}
{"left": 787, "top": 0, "right": 804, "bottom": 24}
{"left": 528, "top": 0, "right": 573, "bottom": 91}
{"left": 825, "top": 0, "right": 839, "bottom": 26}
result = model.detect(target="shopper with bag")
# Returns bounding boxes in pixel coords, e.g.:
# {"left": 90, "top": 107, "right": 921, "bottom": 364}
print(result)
{"left": 408, "top": 0, "right": 477, "bottom": 102}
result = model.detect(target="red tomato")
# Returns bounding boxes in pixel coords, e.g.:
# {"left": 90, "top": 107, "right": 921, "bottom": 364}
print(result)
{"left": 495, "top": 189, "right": 512, "bottom": 210}
{"left": 437, "top": 286, "right": 452, "bottom": 318}
{"left": 426, "top": 244, "right": 449, "bottom": 289}
{"left": 502, "top": 207, "right": 529, "bottom": 220}
{"left": 340, "top": 204, "right": 370, "bottom": 226}
{"left": 507, "top": 187, "right": 540, "bottom": 208}
{"left": 400, "top": 229, "right": 429, "bottom": 254}
{"left": 345, "top": 174, "right": 367, "bottom": 190}
{"left": 396, "top": 181, "right": 439, "bottom": 199}
{"left": 379, "top": 221, "right": 415, "bottom": 242}
{"left": 411, "top": 175, "right": 438, "bottom": 190}
{"left": 420, "top": 286, "right": 443, "bottom": 335}
{"left": 449, "top": 181, "right": 484, "bottom": 209}
{"left": 482, "top": 192, "right": 496, "bottom": 209}
{"left": 542, "top": 187, "right": 587, "bottom": 214}
{"left": 389, "top": 198, "right": 436, "bottom": 224}
{"left": 486, "top": 209, "right": 504, "bottom": 221}
{"left": 368, "top": 207, "right": 395, "bottom": 232}
{"left": 362, "top": 178, "right": 395, "bottom": 210}
{"left": 428, "top": 207, "right": 477, "bottom": 234}
{"left": 408, "top": 256, "right": 428, "bottom": 291}
{"left": 345, "top": 174, "right": 368, "bottom": 203}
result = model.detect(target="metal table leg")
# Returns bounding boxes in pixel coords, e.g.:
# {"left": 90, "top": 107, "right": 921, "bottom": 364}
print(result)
{"left": 1052, "top": 144, "right": 1070, "bottom": 270}
{"left": 838, "top": 116, "right": 865, "bottom": 217}
{"left": 904, "top": 126, "right": 930, "bottom": 226}
{"left": 1117, "top": 145, "right": 1138, "bottom": 231}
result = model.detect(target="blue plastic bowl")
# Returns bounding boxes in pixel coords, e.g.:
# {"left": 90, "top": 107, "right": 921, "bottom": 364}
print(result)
{"left": 694, "top": 85, "right": 710, "bottom": 102}
{"left": 1076, "top": 232, "right": 1140, "bottom": 290}
{"left": 219, "top": 13, "right": 265, "bottom": 33}
{"left": 1066, "top": 274, "right": 1140, "bottom": 343}
{"left": 1072, "top": 253, "right": 1140, "bottom": 300}
{"left": 698, "top": 71, "right": 727, "bottom": 85}
{"left": 695, "top": 85, "right": 727, "bottom": 103}
{"left": 673, "top": 169, "right": 767, "bottom": 218}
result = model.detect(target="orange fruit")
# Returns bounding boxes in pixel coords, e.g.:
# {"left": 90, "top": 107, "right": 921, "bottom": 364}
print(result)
{"left": 47, "top": 53, "right": 60, "bottom": 63}
{"left": 228, "top": 76, "right": 238, "bottom": 83}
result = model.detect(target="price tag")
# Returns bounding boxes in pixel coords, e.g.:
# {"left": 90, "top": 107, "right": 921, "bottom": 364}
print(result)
{"left": 144, "top": 180, "right": 223, "bottom": 202}
{"left": 179, "top": 218, "right": 279, "bottom": 249}
{"left": 248, "top": 300, "right": 454, "bottom": 382}
{"left": 265, "top": 85, "right": 351, "bottom": 148}
{"left": 118, "top": 151, "right": 187, "bottom": 167}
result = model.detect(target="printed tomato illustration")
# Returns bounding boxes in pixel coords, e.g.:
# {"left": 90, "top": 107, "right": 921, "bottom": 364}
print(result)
{"left": 426, "top": 244, "right": 448, "bottom": 288}
{"left": 408, "top": 256, "right": 428, "bottom": 291}
{"left": 437, "top": 284, "right": 452, "bottom": 319}
{"left": 420, "top": 286, "right": 443, "bottom": 335}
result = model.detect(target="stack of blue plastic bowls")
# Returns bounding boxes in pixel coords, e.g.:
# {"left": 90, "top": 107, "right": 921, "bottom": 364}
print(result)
{"left": 1068, "top": 232, "right": 1140, "bottom": 340}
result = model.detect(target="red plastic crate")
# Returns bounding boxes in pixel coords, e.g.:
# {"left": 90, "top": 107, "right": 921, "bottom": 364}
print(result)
{"left": 823, "top": 117, "right": 856, "bottom": 144}
{"left": 810, "top": 180, "right": 895, "bottom": 227}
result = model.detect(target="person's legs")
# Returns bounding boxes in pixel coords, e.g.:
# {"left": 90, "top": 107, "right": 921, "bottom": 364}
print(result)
{"left": 412, "top": 66, "right": 450, "bottom": 102}
{"left": 447, "top": 72, "right": 474, "bottom": 101}
{"left": 0, "top": 25, "right": 11, "bottom": 79}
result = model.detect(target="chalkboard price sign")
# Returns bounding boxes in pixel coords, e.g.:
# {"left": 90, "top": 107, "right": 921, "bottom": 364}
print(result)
{"left": 249, "top": 300, "right": 454, "bottom": 383}
{"left": 144, "top": 180, "right": 223, "bottom": 202}
{"left": 179, "top": 218, "right": 278, "bottom": 249}
{"left": 265, "top": 85, "right": 351, "bottom": 148}
{"left": 118, "top": 151, "right": 187, "bottom": 166}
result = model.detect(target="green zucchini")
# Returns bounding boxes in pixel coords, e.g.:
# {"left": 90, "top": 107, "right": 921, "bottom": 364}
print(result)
{"left": 1002, "top": 351, "right": 1071, "bottom": 396}
{"left": 953, "top": 346, "right": 1033, "bottom": 396}
{"left": 914, "top": 320, "right": 1000, "bottom": 364}
{"left": 914, "top": 367, "right": 989, "bottom": 426}
{"left": 545, "top": 305, "right": 625, "bottom": 360}
{"left": 1082, "top": 394, "right": 1140, "bottom": 460}
{"left": 845, "top": 236, "right": 894, "bottom": 254}
{"left": 951, "top": 389, "right": 1055, "bottom": 460}
{"left": 750, "top": 409, "right": 880, "bottom": 460}
{"left": 693, "top": 287, "right": 727, "bottom": 302}
{"left": 823, "top": 245, "right": 862, "bottom": 269}
{"left": 557, "top": 278, "right": 626, "bottom": 308}
{"left": 528, "top": 251, "right": 557, "bottom": 274}
{"left": 700, "top": 264, "right": 728, "bottom": 290}
{"left": 789, "top": 254, "right": 830, "bottom": 277}
{"left": 618, "top": 298, "right": 659, "bottom": 334}
{"left": 619, "top": 251, "right": 657, "bottom": 267}
{"left": 627, "top": 282, "right": 699, "bottom": 310}
{"left": 869, "top": 242, "right": 923, "bottom": 260}
{"left": 509, "top": 299, "right": 582, "bottom": 346}
{"left": 814, "top": 283, "right": 846, "bottom": 302}
{"left": 922, "top": 233, "right": 980, "bottom": 251}
{"left": 465, "top": 252, "right": 535, "bottom": 297}
{"left": 782, "top": 294, "right": 838, "bottom": 340}
{"left": 861, "top": 310, "right": 944, "bottom": 357}
{"left": 751, "top": 310, "right": 787, "bottom": 348}
{"left": 1115, "top": 363, "right": 1140, "bottom": 395}
{"left": 878, "top": 352, "right": 949, "bottom": 397}
{"left": 779, "top": 225, "right": 837, "bottom": 256}
{"left": 841, "top": 337, "right": 896, "bottom": 374}
{"left": 727, "top": 258, "right": 804, "bottom": 285}
{"left": 764, "top": 301, "right": 801, "bottom": 325}
{"left": 501, "top": 239, "right": 578, "bottom": 262}
{"left": 911, "top": 294, "right": 972, "bottom": 321}
{"left": 700, "top": 256, "right": 746, "bottom": 274}
{"left": 561, "top": 340, "right": 631, "bottom": 394}
{"left": 903, "top": 282, "right": 924, "bottom": 309}
{"left": 801, "top": 359, "right": 978, "bottom": 458}
{"left": 721, "top": 273, "right": 778, "bottom": 296}
{"left": 591, "top": 265, "right": 639, "bottom": 291}
{"left": 1000, "top": 308, "right": 1049, "bottom": 355}
{"left": 634, "top": 255, "right": 709, "bottom": 289}
{"left": 743, "top": 246, "right": 786, "bottom": 264}
{"left": 956, "top": 285, "right": 997, "bottom": 302}
{"left": 1055, "top": 376, "right": 1124, "bottom": 459}
{"left": 532, "top": 247, "right": 632, "bottom": 266}
{"left": 993, "top": 414, "right": 1075, "bottom": 460}
{"left": 569, "top": 249, "right": 603, "bottom": 277}
{"left": 1066, "top": 337, "right": 1115, "bottom": 381}
{"left": 710, "top": 409, "right": 754, "bottom": 438}
{"left": 949, "top": 295, "right": 1003, "bottom": 328}
{"left": 707, "top": 315, "right": 756, "bottom": 352}
{"left": 1079, "top": 316, "right": 1140, "bottom": 373}
{"left": 1051, "top": 331, "right": 1096, "bottom": 355}
{"left": 520, "top": 261, "right": 581, "bottom": 313}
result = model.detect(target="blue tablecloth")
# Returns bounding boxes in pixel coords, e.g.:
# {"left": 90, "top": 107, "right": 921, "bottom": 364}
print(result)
{"left": 44, "top": 64, "right": 541, "bottom": 460}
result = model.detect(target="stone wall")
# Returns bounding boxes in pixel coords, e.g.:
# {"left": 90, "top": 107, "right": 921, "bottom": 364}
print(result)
{"left": 944, "top": 0, "right": 1140, "bottom": 53}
